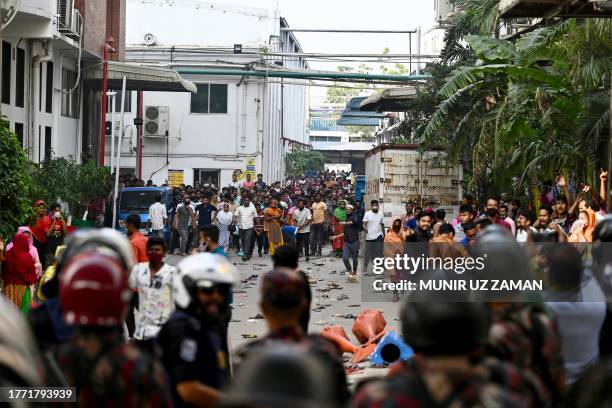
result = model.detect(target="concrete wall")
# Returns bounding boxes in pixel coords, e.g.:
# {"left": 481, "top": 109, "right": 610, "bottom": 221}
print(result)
{"left": 103, "top": 75, "right": 266, "bottom": 187}
{"left": 0, "top": 38, "right": 79, "bottom": 162}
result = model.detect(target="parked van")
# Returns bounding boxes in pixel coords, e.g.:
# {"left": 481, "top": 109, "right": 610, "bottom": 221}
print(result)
{"left": 116, "top": 187, "right": 173, "bottom": 240}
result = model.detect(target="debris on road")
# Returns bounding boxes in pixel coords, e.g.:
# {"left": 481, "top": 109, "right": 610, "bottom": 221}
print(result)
{"left": 241, "top": 334, "right": 258, "bottom": 339}
{"left": 249, "top": 313, "right": 264, "bottom": 319}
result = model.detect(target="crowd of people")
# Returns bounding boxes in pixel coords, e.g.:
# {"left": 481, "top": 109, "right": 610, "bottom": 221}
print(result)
{"left": 0, "top": 168, "right": 611, "bottom": 406}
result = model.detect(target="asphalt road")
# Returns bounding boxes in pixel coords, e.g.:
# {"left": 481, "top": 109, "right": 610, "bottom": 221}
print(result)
{"left": 166, "top": 246, "right": 395, "bottom": 386}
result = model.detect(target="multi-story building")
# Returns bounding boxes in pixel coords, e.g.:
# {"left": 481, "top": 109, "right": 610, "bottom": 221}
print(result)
{"left": 0, "top": 0, "right": 125, "bottom": 163}
{"left": 116, "top": 0, "right": 309, "bottom": 186}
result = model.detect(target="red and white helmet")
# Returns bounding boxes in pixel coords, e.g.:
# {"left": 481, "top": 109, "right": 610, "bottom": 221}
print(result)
{"left": 60, "top": 251, "right": 131, "bottom": 326}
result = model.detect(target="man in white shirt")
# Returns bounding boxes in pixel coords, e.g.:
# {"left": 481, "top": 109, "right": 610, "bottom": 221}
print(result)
{"left": 500, "top": 204, "right": 516, "bottom": 237}
{"left": 293, "top": 198, "right": 312, "bottom": 261}
{"left": 362, "top": 200, "right": 385, "bottom": 273}
{"left": 515, "top": 209, "right": 536, "bottom": 243}
{"left": 233, "top": 196, "right": 258, "bottom": 261}
{"left": 148, "top": 194, "right": 167, "bottom": 238}
{"left": 128, "top": 236, "right": 177, "bottom": 349}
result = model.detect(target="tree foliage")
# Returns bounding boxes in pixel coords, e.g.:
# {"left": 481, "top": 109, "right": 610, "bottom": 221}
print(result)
{"left": 31, "top": 158, "right": 112, "bottom": 218}
{"left": 419, "top": 15, "right": 611, "bottom": 198}
{"left": 0, "top": 118, "right": 35, "bottom": 239}
{"left": 285, "top": 148, "right": 326, "bottom": 177}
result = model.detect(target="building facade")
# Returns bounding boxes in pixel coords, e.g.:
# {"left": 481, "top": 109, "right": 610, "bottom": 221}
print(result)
{"left": 0, "top": 0, "right": 125, "bottom": 163}
{"left": 116, "top": 0, "right": 309, "bottom": 187}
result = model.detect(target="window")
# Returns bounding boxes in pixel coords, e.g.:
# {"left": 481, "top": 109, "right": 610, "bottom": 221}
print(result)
{"left": 190, "top": 84, "right": 209, "bottom": 113}
{"left": 14, "top": 122, "right": 24, "bottom": 146}
{"left": 44, "top": 126, "right": 52, "bottom": 160}
{"left": 61, "top": 68, "right": 79, "bottom": 118}
{"left": 190, "top": 83, "right": 227, "bottom": 114}
{"left": 210, "top": 84, "right": 228, "bottom": 113}
{"left": 45, "top": 62, "right": 53, "bottom": 113}
{"left": 107, "top": 90, "right": 131, "bottom": 113}
{"left": 1, "top": 41, "right": 11, "bottom": 105}
{"left": 15, "top": 48, "right": 25, "bottom": 107}
{"left": 194, "top": 170, "right": 219, "bottom": 186}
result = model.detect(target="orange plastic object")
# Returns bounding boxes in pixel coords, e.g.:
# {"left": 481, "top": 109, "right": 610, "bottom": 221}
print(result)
{"left": 352, "top": 309, "right": 387, "bottom": 345}
{"left": 351, "top": 343, "right": 377, "bottom": 364}
{"left": 322, "top": 325, "right": 358, "bottom": 354}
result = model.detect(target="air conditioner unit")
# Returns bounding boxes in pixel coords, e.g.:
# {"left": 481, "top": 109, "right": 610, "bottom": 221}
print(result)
{"left": 57, "top": 0, "right": 74, "bottom": 30}
{"left": 70, "top": 9, "right": 82, "bottom": 37}
{"left": 144, "top": 106, "right": 170, "bottom": 137}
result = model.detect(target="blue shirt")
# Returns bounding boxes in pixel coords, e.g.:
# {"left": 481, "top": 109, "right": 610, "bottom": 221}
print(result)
{"left": 195, "top": 204, "right": 216, "bottom": 227}
{"left": 212, "top": 246, "right": 230, "bottom": 259}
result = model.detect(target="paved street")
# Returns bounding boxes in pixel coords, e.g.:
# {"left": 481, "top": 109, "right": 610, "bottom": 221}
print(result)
{"left": 166, "top": 247, "right": 393, "bottom": 386}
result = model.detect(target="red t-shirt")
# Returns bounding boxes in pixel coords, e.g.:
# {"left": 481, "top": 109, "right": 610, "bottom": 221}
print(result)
{"left": 30, "top": 216, "right": 52, "bottom": 243}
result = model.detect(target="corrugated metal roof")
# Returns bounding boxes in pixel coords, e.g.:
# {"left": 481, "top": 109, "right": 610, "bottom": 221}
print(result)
{"left": 337, "top": 117, "right": 380, "bottom": 126}
{"left": 312, "top": 141, "right": 376, "bottom": 151}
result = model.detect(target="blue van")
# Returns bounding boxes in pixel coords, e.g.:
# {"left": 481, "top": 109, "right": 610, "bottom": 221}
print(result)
{"left": 116, "top": 187, "right": 173, "bottom": 240}
{"left": 354, "top": 175, "right": 366, "bottom": 202}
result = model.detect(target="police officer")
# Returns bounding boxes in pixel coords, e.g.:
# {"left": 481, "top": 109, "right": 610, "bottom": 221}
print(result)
{"left": 156, "top": 253, "right": 237, "bottom": 408}
{"left": 474, "top": 226, "right": 566, "bottom": 403}
{"left": 57, "top": 229, "right": 172, "bottom": 406}
{"left": 29, "top": 229, "right": 136, "bottom": 385}
{"left": 0, "top": 295, "right": 44, "bottom": 391}
{"left": 592, "top": 216, "right": 612, "bottom": 356}
{"left": 353, "top": 293, "right": 540, "bottom": 407}
{"left": 222, "top": 342, "right": 338, "bottom": 408}
{"left": 233, "top": 268, "right": 349, "bottom": 406}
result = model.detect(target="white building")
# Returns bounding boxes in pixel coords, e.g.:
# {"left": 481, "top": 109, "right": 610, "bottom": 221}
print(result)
{"left": 0, "top": 0, "right": 85, "bottom": 163}
{"left": 116, "top": 0, "right": 310, "bottom": 187}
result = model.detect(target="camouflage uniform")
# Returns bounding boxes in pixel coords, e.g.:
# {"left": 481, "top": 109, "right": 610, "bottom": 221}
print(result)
{"left": 567, "top": 356, "right": 612, "bottom": 407}
{"left": 57, "top": 333, "right": 171, "bottom": 407}
{"left": 353, "top": 356, "right": 535, "bottom": 407}
{"left": 234, "top": 326, "right": 350, "bottom": 406}
{"left": 487, "top": 303, "right": 566, "bottom": 402}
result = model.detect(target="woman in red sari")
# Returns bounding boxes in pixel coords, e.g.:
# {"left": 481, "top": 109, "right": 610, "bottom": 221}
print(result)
{"left": 331, "top": 200, "right": 347, "bottom": 258}
{"left": 2, "top": 232, "right": 37, "bottom": 310}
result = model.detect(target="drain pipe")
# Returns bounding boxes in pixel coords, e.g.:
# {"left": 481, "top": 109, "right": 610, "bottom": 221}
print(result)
{"left": 30, "top": 41, "right": 52, "bottom": 163}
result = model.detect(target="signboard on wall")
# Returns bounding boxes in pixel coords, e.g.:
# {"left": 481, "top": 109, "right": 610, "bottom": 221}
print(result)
{"left": 245, "top": 158, "right": 257, "bottom": 180}
{"left": 168, "top": 169, "right": 184, "bottom": 187}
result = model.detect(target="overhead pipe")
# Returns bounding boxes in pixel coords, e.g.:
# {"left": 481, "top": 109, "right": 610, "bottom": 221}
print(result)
{"left": 176, "top": 68, "right": 430, "bottom": 83}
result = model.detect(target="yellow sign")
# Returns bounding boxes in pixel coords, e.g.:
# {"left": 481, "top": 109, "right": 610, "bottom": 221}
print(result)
{"left": 245, "top": 158, "right": 256, "bottom": 180}
{"left": 168, "top": 169, "right": 184, "bottom": 187}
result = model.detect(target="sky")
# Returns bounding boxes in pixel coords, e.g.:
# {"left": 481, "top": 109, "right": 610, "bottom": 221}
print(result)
{"left": 274, "top": 0, "right": 435, "bottom": 64}
{"left": 221, "top": 0, "right": 436, "bottom": 104}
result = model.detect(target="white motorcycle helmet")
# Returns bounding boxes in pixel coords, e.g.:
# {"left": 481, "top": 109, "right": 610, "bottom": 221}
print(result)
{"left": 174, "top": 253, "right": 238, "bottom": 309}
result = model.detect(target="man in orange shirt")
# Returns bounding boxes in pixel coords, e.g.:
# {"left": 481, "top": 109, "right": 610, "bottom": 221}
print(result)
{"left": 126, "top": 214, "right": 149, "bottom": 263}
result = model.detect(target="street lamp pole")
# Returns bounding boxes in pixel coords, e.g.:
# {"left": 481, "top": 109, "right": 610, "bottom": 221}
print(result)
{"left": 108, "top": 92, "right": 117, "bottom": 170}
{"left": 100, "top": 37, "right": 115, "bottom": 166}
{"left": 112, "top": 76, "right": 127, "bottom": 230}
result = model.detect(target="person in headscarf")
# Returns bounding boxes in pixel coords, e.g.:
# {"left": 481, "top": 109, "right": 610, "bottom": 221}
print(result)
{"left": 384, "top": 218, "right": 407, "bottom": 302}
{"left": 332, "top": 200, "right": 347, "bottom": 258}
{"left": 5, "top": 227, "right": 43, "bottom": 277}
{"left": 264, "top": 198, "right": 284, "bottom": 256}
{"left": 216, "top": 203, "right": 233, "bottom": 251}
{"left": 568, "top": 209, "right": 597, "bottom": 243}
{"left": 2, "top": 232, "right": 37, "bottom": 311}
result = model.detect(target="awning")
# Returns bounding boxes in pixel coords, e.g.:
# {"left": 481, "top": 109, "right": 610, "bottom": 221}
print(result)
{"left": 83, "top": 61, "right": 197, "bottom": 92}
{"left": 337, "top": 96, "right": 385, "bottom": 125}
{"left": 312, "top": 141, "right": 375, "bottom": 151}
{"left": 360, "top": 86, "right": 418, "bottom": 112}
{"left": 337, "top": 116, "right": 381, "bottom": 126}
{"left": 499, "top": 0, "right": 612, "bottom": 18}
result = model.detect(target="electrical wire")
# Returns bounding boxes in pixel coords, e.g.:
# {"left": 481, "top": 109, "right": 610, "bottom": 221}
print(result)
{"left": 1, "top": 0, "right": 22, "bottom": 31}
{"left": 60, "top": 11, "right": 84, "bottom": 94}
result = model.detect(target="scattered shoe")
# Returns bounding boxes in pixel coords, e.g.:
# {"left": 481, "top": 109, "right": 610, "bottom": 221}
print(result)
{"left": 237, "top": 251, "right": 244, "bottom": 257}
